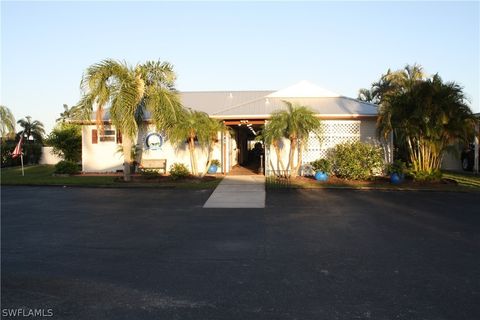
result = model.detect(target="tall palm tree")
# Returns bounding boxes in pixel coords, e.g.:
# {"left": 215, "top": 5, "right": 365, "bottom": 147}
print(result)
{"left": 261, "top": 118, "right": 287, "bottom": 175}
{"left": 76, "top": 59, "right": 183, "bottom": 181}
{"left": 17, "top": 116, "right": 45, "bottom": 143}
{"left": 168, "top": 109, "right": 214, "bottom": 176}
{"left": 359, "top": 64, "right": 426, "bottom": 108}
{"left": 0, "top": 105, "right": 16, "bottom": 139}
{"left": 56, "top": 104, "right": 82, "bottom": 123}
{"left": 357, "top": 88, "right": 375, "bottom": 103}
{"left": 268, "top": 102, "right": 321, "bottom": 177}
{"left": 378, "top": 73, "right": 475, "bottom": 178}
{"left": 200, "top": 118, "right": 227, "bottom": 177}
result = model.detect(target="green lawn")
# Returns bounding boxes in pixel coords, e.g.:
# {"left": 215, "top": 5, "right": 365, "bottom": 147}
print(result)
{"left": 1, "top": 165, "right": 117, "bottom": 186}
{"left": 1, "top": 165, "right": 221, "bottom": 189}
{"left": 442, "top": 171, "right": 480, "bottom": 189}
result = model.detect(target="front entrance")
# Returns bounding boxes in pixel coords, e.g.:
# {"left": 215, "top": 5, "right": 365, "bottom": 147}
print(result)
{"left": 223, "top": 120, "right": 265, "bottom": 175}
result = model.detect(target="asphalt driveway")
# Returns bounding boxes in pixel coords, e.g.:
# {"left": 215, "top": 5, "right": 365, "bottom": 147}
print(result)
{"left": 1, "top": 186, "right": 479, "bottom": 319}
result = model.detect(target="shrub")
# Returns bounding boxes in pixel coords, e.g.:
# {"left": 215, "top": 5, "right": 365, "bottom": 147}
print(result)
{"left": 46, "top": 124, "right": 81, "bottom": 162}
{"left": 310, "top": 158, "right": 332, "bottom": 173}
{"left": 140, "top": 169, "right": 161, "bottom": 179}
{"left": 169, "top": 163, "right": 190, "bottom": 180}
{"left": 210, "top": 159, "right": 221, "bottom": 166}
{"left": 1, "top": 140, "right": 42, "bottom": 167}
{"left": 408, "top": 169, "right": 442, "bottom": 182}
{"left": 387, "top": 160, "right": 406, "bottom": 175}
{"left": 327, "top": 141, "right": 384, "bottom": 180}
{"left": 23, "top": 143, "right": 43, "bottom": 164}
{"left": 1, "top": 140, "right": 21, "bottom": 167}
{"left": 54, "top": 160, "right": 80, "bottom": 174}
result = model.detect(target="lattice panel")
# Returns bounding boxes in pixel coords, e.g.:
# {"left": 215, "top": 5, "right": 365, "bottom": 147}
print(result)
{"left": 302, "top": 120, "right": 361, "bottom": 163}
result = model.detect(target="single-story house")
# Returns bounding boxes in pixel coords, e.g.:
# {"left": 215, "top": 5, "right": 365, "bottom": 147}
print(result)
{"left": 80, "top": 81, "right": 391, "bottom": 175}
{"left": 441, "top": 112, "right": 479, "bottom": 172}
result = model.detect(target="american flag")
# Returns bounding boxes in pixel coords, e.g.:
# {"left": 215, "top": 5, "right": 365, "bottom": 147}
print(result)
{"left": 12, "top": 136, "right": 23, "bottom": 159}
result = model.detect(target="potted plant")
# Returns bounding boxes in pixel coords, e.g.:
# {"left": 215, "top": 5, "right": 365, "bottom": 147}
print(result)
{"left": 208, "top": 159, "right": 221, "bottom": 174}
{"left": 116, "top": 144, "right": 142, "bottom": 174}
{"left": 387, "top": 160, "right": 406, "bottom": 184}
{"left": 310, "top": 158, "right": 331, "bottom": 182}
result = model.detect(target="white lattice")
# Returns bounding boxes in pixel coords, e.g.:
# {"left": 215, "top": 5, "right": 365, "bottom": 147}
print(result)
{"left": 302, "top": 120, "right": 361, "bottom": 163}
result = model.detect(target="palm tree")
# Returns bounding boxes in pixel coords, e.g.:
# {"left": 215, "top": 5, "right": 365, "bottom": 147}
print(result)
{"left": 200, "top": 118, "right": 227, "bottom": 177}
{"left": 76, "top": 59, "right": 183, "bottom": 181}
{"left": 261, "top": 118, "right": 287, "bottom": 176}
{"left": 267, "top": 102, "right": 322, "bottom": 177}
{"left": 359, "top": 64, "right": 426, "bottom": 108}
{"left": 17, "top": 116, "right": 45, "bottom": 143}
{"left": 168, "top": 109, "right": 214, "bottom": 176}
{"left": 357, "top": 88, "right": 375, "bottom": 103}
{"left": 56, "top": 104, "right": 81, "bottom": 123}
{"left": 0, "top": 105, "right": 16, "bottom": 139}
{"left": 378, "top": 73, "right": 475, "bottom": 179}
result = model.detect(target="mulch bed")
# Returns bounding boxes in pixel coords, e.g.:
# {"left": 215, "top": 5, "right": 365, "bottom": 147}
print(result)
{"left": 273, "top": 175, "right": 460, "bottom": 190}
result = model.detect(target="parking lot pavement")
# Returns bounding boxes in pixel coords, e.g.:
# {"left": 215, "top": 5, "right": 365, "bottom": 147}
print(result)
{"left": 1, "top": 186, "right": 479, "bottom": 319}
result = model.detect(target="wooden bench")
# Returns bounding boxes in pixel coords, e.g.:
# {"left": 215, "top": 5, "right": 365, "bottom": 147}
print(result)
{"left": 139, "top": 159, "right": 167, "bottom": 174}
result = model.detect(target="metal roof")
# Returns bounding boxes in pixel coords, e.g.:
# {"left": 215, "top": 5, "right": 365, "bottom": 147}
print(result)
{"left": 210, "top": 96, "right": 378, "bottom": 118}
{"left": 86, "top": 82, "right": 379, "bottom": 121}
{"left": 180, "top": 91, "right": 274, "bottom": 115}
{"left": 181, "top": 81, "right": 378, "bottom": 117}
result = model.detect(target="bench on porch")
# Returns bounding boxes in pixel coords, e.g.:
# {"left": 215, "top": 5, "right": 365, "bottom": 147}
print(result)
{"left": 139, "top": 159, "right": 167, "bottom": 174}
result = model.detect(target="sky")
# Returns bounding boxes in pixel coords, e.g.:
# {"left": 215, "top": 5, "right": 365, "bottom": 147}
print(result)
{"left": 1, "top": 1, "right": 479, "bottom": 134}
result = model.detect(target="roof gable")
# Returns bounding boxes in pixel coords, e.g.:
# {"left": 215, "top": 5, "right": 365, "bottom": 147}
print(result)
{"left": 267, "top": 80, "right": 340, "bottom": 98}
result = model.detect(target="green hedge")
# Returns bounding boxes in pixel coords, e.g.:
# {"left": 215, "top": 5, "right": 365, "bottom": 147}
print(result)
{"left": 54, "top": 160, "right": 81, "bottom": 175}
{"left": 327, "top": 141, "right": 384, "bottom": 180}
{"left": 1, "top": 140, "right": 42, "bottom": 167}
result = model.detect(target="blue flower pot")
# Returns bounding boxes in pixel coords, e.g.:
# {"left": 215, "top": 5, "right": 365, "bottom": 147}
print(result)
{"left": 315, "top": 171, "right": 329, "bottom": 182}
{"left": 390, "top": 173, "right": 402, "bottom": 184}
{"left": 208, "top": 165, "right": 218, "bottom": 174}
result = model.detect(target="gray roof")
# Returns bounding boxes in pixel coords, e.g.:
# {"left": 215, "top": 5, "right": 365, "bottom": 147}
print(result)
{"left": 208, "top": 95, "right": 378, "bottom": 118}
{"left": 180, "top": 91, "right": 274, "bottom": 115}
{"left": 88, "top": 86, "right": 379, "bottom": 122}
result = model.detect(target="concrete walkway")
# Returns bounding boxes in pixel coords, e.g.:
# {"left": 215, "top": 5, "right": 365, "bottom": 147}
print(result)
{"left": 203, "top": 175, "right": 265, "bottom": 208}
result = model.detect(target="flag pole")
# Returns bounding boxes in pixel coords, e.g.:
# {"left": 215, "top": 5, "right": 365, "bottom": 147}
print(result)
{"left": 20, "top": 153, "right": 24, "bottom": 176}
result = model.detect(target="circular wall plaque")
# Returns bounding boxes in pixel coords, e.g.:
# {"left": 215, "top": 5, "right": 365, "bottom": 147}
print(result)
{"left": 145, "top": 132, "right": 164, "bottom": 150}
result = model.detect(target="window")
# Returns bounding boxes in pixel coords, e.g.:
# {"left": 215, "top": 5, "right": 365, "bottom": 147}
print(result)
{"left": 92, "top": 127, "right": 117, "bottom": 143}
{"left": 99, "top": 130, "right": 116, "bottom": 142}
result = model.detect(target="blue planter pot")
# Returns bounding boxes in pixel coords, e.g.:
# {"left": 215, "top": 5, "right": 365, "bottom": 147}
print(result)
{"left": 208, "top": 165, "right": 218, "bottom": 174}
{"left": 390, "top": 173, "right": 402, "bottom": 184}
{"left": 315, "top": 171, "right": 329, "bottom": 182}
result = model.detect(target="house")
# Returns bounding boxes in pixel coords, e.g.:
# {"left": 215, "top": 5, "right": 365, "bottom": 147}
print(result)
{"left": 80, "top": 81, "right": 391, "bottom": 174}
{"left": 441, "top": 112, "right": 480, "bottom": 172}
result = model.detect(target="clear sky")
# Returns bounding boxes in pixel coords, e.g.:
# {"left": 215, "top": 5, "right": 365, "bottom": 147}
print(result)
{"left": 1, "top": 1, "right": 479, "bottom": 133}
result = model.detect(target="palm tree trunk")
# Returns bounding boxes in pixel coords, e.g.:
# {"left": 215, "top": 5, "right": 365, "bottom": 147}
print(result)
{"left": 294, "top": 139, "right": 304, "bottom": 176}
{"left": 200, "top": 142, "right": 214, "bottom": 178}
{"left": 122, "top": 136, "right": 133, "bottom": 182}
{"left": 188, "top": 137, "right": 198, "bottom": 176}
{"left": 273, "top": 142, "right": 286, "bottom": 175}
{"left": 289, "top": 138, "right": 297, "bottom": 177}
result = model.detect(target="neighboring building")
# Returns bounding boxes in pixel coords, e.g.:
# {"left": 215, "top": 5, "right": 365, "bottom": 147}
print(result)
{"left": 80, "top": 81, "right": 391, "bottom": 174}
{"left": 39, "top": 146, "right": 62, "bottom": 165}
{"left": 442, "top": 112, "right": 480, "bottom": 172}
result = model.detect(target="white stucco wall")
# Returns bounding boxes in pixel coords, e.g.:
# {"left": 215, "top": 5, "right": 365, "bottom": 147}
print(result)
{"left": 82, "top": 124, "right": 222, "bottom": 173}
{"left": 39, "top": 147, "right": 63, "bottom": 165}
